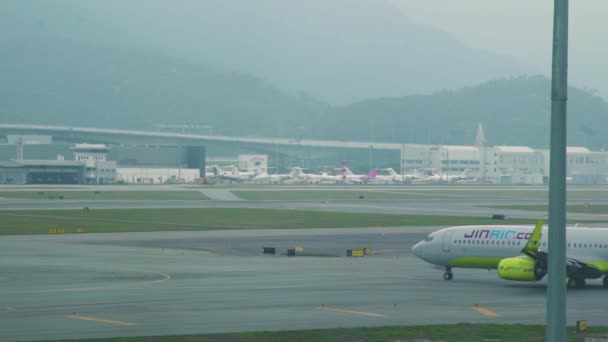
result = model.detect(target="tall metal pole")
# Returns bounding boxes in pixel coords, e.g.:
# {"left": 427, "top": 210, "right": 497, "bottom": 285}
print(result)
{"left": 368, "top": 146, "right": 373, "bottom": 173}
{"left": 276, "top": 143, "right": 279, "bottom": 175}
{"left": 547, "top": 0, "right": 569, "bottom": 341}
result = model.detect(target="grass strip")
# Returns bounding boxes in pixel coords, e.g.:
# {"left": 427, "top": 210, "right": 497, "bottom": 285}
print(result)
{"left": 0, "top": 191, "right": 208, "bottom": 200}
{"left": 0, "top": 208, "right": 540, "bottom": 235}
{"left": 37, "top": 323, "right": 608, "bottom": 342}
{"left": 479, "top": 204, "right": 608, "bottom": 214}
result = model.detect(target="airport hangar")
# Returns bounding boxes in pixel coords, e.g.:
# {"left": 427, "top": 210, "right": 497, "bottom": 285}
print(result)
{"left": 1, "top": 124, "right": 608, "bottom": 185}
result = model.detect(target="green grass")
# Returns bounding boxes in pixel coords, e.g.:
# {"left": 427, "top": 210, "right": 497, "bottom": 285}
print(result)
{"left": 0, "top": 190, "right": 208, "bottom": 200}
{"left": 0, "top": 208, "right": 541, "bottom": 235}
{"left": 479, "top": 204, "right": 608, "bottom": 214}
{"left": 38, "top": 324, "right": 608, "bottom": 342}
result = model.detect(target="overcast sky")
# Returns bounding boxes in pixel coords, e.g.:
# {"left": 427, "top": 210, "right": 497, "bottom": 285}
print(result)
{"left": 390, "top": 0, "right": 608, "bottom": 96}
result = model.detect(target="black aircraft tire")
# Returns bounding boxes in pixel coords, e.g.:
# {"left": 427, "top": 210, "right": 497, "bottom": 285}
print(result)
{"left": 534, "top": 264, "right": 546, "bottom": 280}
{"left": 567, "top": 277, "right": 586, "bottom": 289}
{"left": 443, "top": 272, "right": 453, "bottom": 281}
{"left": 577, "top": 278, "right": 586, "bottom": 289}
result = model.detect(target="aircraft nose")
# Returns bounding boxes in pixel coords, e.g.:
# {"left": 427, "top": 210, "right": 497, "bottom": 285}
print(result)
{"left": 412, "top": 241, "right": 423, "bottom": 257}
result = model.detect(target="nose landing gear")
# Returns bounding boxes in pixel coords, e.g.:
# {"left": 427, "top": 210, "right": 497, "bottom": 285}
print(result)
{"left": 443, "top": 267, "right": 453, "bottom": 281}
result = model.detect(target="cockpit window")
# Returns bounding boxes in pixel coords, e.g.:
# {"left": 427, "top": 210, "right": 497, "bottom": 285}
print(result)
{"left": 425, "top": 236, "right": 434, "bottom": 242}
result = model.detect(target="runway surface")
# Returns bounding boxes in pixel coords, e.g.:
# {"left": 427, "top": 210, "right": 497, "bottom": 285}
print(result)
{"left": 1, "top": 227, "right": 607, "bottom": 341}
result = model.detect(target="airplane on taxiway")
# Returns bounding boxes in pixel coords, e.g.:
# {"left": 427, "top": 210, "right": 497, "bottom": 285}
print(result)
{"left": 413, "top": 222, "right": 608, "bottom": 289}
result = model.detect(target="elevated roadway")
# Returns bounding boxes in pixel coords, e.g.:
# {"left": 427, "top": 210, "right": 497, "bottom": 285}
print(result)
{"left": 0, "top": 124, "right": 419, "bottom": 151}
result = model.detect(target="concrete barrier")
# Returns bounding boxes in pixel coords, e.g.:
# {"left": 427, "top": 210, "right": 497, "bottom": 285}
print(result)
{"left": 262, "top": 247, "right": 276, "bottom": 255}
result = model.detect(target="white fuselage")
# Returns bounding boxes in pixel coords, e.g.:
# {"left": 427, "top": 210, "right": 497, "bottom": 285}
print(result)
{"left": 413, "top": 225, "right": 608, "bottom": 269}
{"left": 315, "top": 172, "right": 341, "bottom": 184}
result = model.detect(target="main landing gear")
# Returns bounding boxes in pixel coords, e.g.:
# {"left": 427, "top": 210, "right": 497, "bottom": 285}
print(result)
{"left": 443, "top": 267, "right": 453, "bottom": 281}
{"left": 567, "top": 277, "right": 586, "bottom": 289}
{"left": 603, "top": 276, "right": 608, "bottom": 289}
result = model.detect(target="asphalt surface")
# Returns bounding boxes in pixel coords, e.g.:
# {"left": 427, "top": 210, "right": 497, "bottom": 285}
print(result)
{"left": 1, "top": 227, "right": 608, "bottom": 341}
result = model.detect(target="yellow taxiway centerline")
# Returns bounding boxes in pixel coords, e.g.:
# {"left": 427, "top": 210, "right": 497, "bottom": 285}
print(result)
{"left": 317, "top": 306, "right": 385, "bottom": 317}
{"left": 65, "top": 314, "right": 136, "bottom": 326}
{"left": 471, "top": 306, "right": 497, "bottom": 317}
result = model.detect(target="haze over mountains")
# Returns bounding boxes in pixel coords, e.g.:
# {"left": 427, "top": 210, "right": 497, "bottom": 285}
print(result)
{"left": 0, "top": 40, "right": 326, "bottom": 137}
{"left": 1, "top": 0, "right": 530, "bottom": 104}
{"left": 323, "top": 76, "right": 608, "bottom": 149}
{"left": 1, "top": 0, "right": 608, "bottom": 148}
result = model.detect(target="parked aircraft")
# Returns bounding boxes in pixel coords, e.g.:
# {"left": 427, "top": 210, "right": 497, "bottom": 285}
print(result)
{"left": 206, "top": 165, "right": 255, "bottom": 183}
{"left": 339, "top": 167, "right": 379, "bottom": 184}
{"left": 413, "top": 169, "right": 473, "bottom": 184}
{"left": 412, "top": 222, "right": 608, "bottom": 289}
{"left": 381, "top": 168, "right": 418, "bottom": 184}
{"left": 250, "top": 167, "right": 294, "bottom": 184}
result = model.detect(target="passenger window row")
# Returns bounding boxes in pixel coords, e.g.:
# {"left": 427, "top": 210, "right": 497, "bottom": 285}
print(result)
{"left": 568, "top": 242, "right": 608, "bottom": 248}
{"left": 453, "top": 240, "right": 608, "bottom": 249}
{"left": 454, "top": 240, "right": 522, "bottom": 246}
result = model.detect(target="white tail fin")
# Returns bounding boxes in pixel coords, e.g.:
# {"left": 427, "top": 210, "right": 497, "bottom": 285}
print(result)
{"left": 384, "top": 168, "right": 397, "bottom": 176}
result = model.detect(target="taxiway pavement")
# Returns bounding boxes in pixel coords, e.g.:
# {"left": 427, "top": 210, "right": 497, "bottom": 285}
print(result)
{"left": 1, "top": 228, "right": 606, "bottom": 341}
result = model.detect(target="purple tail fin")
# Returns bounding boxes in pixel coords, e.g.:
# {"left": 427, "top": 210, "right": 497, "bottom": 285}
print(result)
{"left": 368, "top": 168, "right": 379, "bottom": 178}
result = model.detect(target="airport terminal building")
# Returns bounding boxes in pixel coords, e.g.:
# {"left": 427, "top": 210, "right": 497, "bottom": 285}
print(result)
{"left": 1, "top": 131, "right": 608, "bottom": 185}
{"left": 400, "top": 144, "right": 605, "bottom": 184}
{"left": 0, "top": 160, "right": 86, "bottom": 184}
{"left": 0, "top": 144, "right": 201, "bottom": 185}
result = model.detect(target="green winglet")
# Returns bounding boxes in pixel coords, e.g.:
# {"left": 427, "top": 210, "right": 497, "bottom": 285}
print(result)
{"left": 521, "top": 220, "right": 544, "bottom": 256}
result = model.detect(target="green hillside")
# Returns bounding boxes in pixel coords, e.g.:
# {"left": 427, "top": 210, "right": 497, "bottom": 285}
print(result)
{"left": 323, "top": 76, "right": 608, "bottom": 148}
{"left": 0, "top": 39, "right": 327, "bottom": 137}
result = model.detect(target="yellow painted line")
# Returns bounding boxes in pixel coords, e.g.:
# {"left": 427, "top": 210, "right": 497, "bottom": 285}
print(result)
{"left": 317, "top": 306, "right": 385, "bottom": 317}
{"left": 65, "top": 314, "right": 136, "bottom": 326}
{"left": 28, "top": 271, "right": 171, "bottom": 293}
{"left": 471, "top": 306, "right": 497, "bottom": 317}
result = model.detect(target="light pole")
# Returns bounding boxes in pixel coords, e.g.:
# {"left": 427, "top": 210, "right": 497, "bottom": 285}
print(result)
{"left": 547, "top": 0, "right": 569, "bottom": 341}
{"left": 369, "top": 145, "right": 373, "bottom": 173}
{"left": 275, "top": 143, "right": 279, "bottom": 176}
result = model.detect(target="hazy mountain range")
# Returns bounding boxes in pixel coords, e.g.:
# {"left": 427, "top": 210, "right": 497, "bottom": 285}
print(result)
{"left": 1, "top": 0, "right": 531, "bottom": 104}
{"left": 323, "top": 76, "right": 608, "bottom": 148}
{"left": 1, "top": 1, "right": 608, "bottom": 148}
{"left": 0, "top": 40, "right": 326, "bottom": 137}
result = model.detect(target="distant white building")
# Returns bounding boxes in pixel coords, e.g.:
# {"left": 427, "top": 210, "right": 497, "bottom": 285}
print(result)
{"left": 71, "top": 143, "right": 116, "bottom": 184}
{"left": 116, "top": 168, "right": 199, "bottom": 184}
{"left": 400, "top": 145, "right": 434, "bottom": 174}
{"left": 536, "top": 147, "right": 608, "bottom": 185}
{"left": 489, "top": 146, "right": 544, "bottom": 184}
{"left": 400, "top": 145, "right": 482, "bottom": 178}
{"left": 238, "top": 154, "right": 268, "bottom": 172}
{"left": 440, "top": 145, "right": 482, "bottom": 177}
{"left": 7, "top": 135, "right": 52, "bottom": 145}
